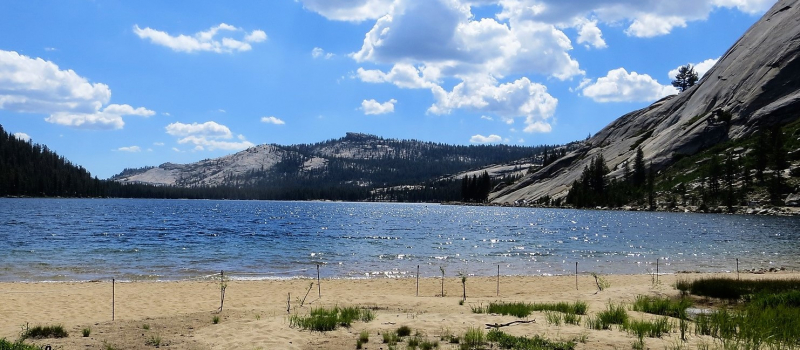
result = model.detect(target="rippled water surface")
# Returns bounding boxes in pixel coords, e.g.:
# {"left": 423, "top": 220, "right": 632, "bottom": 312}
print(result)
{"left": 1, "top": 198, "right": 799, "bottom": 281}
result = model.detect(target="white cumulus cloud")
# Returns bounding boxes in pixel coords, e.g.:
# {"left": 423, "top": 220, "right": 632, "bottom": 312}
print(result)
{"left": 470, "top": 134, "right": 503, "bottom": 144}
{"left": 668, "top": 57, "right": 720, "bottom": 80}
{"left": 134, "top": 23, "right": 267, "bottom": 53}
{"left": 261, "top": 116, "right": 286, "bottom": 125}
{"left": 165, "top": 121, "right": 233, "bottom": 138}
{"left": 429, "top": 76, "right": 558, "bottom": 133}
{"left": 298, "top": 0, "right": 394, "bottom": 22}
{"left": 311, "top": 47, "right": 335, "bottom": 59}
{"left": 581, "top": 68, "right": 678, "bottom": 103}
{"left": 117, "top": 146, "right": 141, "bottom": 153}
{"left": 165, "top": 121, "right": 254, "bottom": 151}
{"left": 361, "top": 99, "right": 397, "bottom": 115}
{"left": 0, "top": 50, "right": 154, "bottom": 130}
{"left": 575, "top": 18, "right": 607, "bottom": 49}
{"left": 357, "top": 64, "right": 440, "bottom": 89}
{"left": 13, "top": 132, "right": 31, "bottom": 142}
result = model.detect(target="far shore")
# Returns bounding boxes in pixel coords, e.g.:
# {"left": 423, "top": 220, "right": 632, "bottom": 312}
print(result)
{"left": 3, "top": 271, "right": 798, "bottom": 349}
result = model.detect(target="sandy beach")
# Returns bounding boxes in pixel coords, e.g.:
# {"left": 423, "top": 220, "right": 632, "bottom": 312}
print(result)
{"left": 2, "top": 272, "right": 798, "bottom": 349}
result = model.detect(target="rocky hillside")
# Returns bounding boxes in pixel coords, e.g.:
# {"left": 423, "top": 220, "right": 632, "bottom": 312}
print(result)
{"left": 112, "top": 132, "right": 544, "bottom": 190}
{"left": 491, "top": 0, "right": 800, "bottom": 206}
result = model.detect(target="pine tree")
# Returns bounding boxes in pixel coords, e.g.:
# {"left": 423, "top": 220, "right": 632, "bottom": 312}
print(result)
{"left": 671, "top": 64, "right": 699, "bottom": 92}
{"left": 632, "top": 147, "right": 646, "bottom": 188}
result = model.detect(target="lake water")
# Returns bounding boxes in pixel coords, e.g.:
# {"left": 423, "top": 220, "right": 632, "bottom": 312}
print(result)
{"left": 1, "top": 198, "right": 799, "bottom": 282}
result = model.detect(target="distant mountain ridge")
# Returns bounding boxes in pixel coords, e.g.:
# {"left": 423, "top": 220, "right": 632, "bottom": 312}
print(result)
{"left": 112, "top": 132, "right": 546, "bottom": 195}
{"left": 491, "top": 0, "right": 800, "bottom": 206}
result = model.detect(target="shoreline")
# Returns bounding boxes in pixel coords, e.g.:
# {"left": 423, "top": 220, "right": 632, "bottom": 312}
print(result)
{"left": 3, "top": 271, "right": 798, "bottom": 349}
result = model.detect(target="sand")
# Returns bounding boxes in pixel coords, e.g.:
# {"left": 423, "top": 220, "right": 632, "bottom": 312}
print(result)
{"left": 2, "top": 272, "right": 798, "bottom": 349}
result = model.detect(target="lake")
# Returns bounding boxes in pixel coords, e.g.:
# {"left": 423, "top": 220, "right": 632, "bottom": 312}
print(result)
{"left": 1, "top": 198, "right": 798, "bottom": 282}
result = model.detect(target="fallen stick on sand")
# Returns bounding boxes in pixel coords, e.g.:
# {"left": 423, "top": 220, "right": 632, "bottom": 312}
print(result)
{"left": 485, "top": 320, "right": 535, "bottom": 329}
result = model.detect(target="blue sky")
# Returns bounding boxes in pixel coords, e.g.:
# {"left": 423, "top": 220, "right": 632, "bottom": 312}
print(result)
{"left": 0, "top": 0, "right": 775, "bottom": 178}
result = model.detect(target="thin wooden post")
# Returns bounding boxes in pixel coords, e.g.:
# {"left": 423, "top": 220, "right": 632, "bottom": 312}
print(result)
{"left": 112, "top": 278, "right": 115, "bottom": 321}
{"left": 317, "top": 265, "right": 321, "bottom": 297}
{"left": 496, "top": 265, "right": 500, "bottom": 296}
{"left": 737, "top": 258, "right": 739, "bottom": 280}
{"left": 575, "top": 262, "right": 578, "bottom": 290}
{"left": 416, "top": 265, "right": 420, "bottom": 297}
{"left": 287, "top": 293, "right": 290, "bottom": 314}
{"left": 656, "top": 259, "right": 659, "bottom": 283}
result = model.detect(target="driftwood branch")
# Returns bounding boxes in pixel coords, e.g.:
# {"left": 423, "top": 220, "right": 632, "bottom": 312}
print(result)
{"left": 485, "top": 320, "right": 535, "bottom": 329}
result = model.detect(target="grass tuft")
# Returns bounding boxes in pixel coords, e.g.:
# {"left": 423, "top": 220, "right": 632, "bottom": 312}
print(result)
{"left": 631, "top": 295, "right": 691, "bottom": 318}
{"left": 82, "top": 327, "right": 91, "bottom": 337}
{"left": 289, "top": 306, "right": 374, "bottom": 332}
{"left": 622, "top": 317, "right": 672, "bottom": 339}
{"left": 144, "top": 334, "right": 161, "bottom": 347}
{"left": 586, "top": 302, "right": 627, "bottom": 330}
{"left": 21, "top": 325, "right": 68, "bottom": 340}
{"left": 460, "top": 327, "right": 484, "bottom": 350}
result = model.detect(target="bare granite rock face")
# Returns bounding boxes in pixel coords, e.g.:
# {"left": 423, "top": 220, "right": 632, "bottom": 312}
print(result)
{"left": 491, "top": 0, "right": 800, "bottom": 205}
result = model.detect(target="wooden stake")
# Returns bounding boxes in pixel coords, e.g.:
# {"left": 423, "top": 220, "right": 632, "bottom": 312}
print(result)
{"left": 287, "top": 293, "right": 290, "bottom": 314}
{"left": 416, "top": 265, "right": 419, "bottom": 297}
{"left": 496, "top": 265, "right": 500, "bottom": 296}
{"left": 656, "top": 259, "right": 659, "bottom": 283}
{"left": 575, "top": 262, "right": 578, "bottom": 290}
{"left": 737, "top": 258, "right": 739, "bottom": 280}
{"left": 112, "top": 278, "right": 115, "bottom": 321}
{"left": 317, "top": 265, "right": 321, "bottom": 297}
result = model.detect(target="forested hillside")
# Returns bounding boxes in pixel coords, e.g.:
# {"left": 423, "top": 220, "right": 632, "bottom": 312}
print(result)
{"left": 1, "top": 125, "right": 554, "bottom": 202}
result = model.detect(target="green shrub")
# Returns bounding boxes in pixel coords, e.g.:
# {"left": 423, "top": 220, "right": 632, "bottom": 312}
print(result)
{"left": 82, "top": 327, "right": 91, "bottom": 337}
{"left": 396, "top": 325, "right": 412, "bottom": 337}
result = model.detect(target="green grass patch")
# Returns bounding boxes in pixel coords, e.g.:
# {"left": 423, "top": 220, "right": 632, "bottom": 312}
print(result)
{"left": 695, "top": 298, "right": 800, "bottom": 348}
{"left": 82, "top": 327, "right": 91, "bottom": 337}
{"left": 688, "top": 277, "right": 800, "bottom": 301}
{"left": 622, "top": 317, "right": 672, "bottom": 339}
{"left": 472, "top": 301, "right": 587, "bottom": 318}
{"left": 21, "top": 325, "right": 68, "bottom": 340}
{"left": 631, "top": 295, "right": 692, "bottom": 318}
{"left": 289, "top": 306, "right": 375, "bottom": 332}
{"left": 0, "top": 339, "right": 40, "bottom": 350}
{"left": 486, "top": 329, "right": 576, "bottom": 350}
